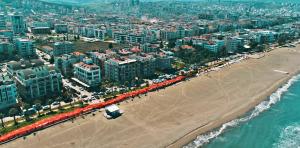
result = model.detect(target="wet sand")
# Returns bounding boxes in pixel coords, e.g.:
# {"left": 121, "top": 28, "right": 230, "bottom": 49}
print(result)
{"left": 3, "top": 46, "right": 300, "bottom": 148}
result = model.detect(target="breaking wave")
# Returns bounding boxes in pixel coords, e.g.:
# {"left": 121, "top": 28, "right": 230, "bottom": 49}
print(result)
{"left": 184, "top": 74, "right": 300, "bottom": 148}
{"left": 273, "top": 123, "right": 300, "bottom": 148}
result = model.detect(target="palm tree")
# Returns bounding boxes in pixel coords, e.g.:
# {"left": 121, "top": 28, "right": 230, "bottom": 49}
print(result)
{"left": 0, "top": 113, "right": 5, "bottom": 128}
{"left": 9, "top": 108, "right": 19, "bottom": 125}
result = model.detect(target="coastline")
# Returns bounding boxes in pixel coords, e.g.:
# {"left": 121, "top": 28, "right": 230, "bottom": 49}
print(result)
{"left": 167, "top": 70, "right": 299, "bottom": 148}
{"left": 3, "top": 46, "right": 300, "bottom": 148}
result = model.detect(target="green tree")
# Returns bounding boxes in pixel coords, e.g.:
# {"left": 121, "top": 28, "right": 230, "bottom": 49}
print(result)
{"left": 249, "top": 40, "right": 258, "bottom": 49}
{"left": 79, "top": 100, "right": 84, "bottom": 108}
{"left": 9, "top": 108, "right": 19, "bottom": 125}
{"left": 23, "top": 103, "right": 31, "bottom": 121}
{"left": 47, "top": 99, "right": 53, "bottom": 112}
{"left": 160, "top": 40, "right": 164, "bottom": 48}
{"left": 168, "top": 39, "right": 176, "bottom": 48}
{"left": 56, "top": 97, "right": 62, "bottom": 109}
{"left": 108, "top": 43, "right": 113, "bottom": 49}
{"left": 217, "top": 46, "right": 228, "bottom": 58}
{"left": 49, "top": 55, "right": 55, "bottom": 64}
{"left": 35, "top": 103, "right": 42, "bottom": 116}
{"left": 0, "top": 113, "right": 5, "bottom": 128}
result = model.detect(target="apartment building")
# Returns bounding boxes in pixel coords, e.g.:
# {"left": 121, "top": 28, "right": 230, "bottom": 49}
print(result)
{"left": 15, "top": 38, "right": 36, "bottom": 58}
{"left": 0, "top": 73, "right": 17, "bottom": 110}
{"left": 105, "top": 58, "right": 138, "bottom": 83}
{"left": 15, "top": 66, "right": 62, "bottom": 100}
{"left": 55, "top": 54, "right": 81, "bottom": 77}
{"left": 73, "top": 59, "right": 101, "bottom": 87}
{"left": 52, "top": 41, "right": 74, "bottom": 56}
{"left": 7, "top": 59, "right": 44, "bottom": 75}
{"left": 130, "top": 54, "right": 156, "bottom": 78}
{"left": 11, "top": 14, "right": 26, "bottom": 34}
{"left": 0, "top": 41, "right": 14, "bottom": 56}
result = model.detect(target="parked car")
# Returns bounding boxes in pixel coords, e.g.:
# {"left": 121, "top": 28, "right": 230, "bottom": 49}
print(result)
{"left": 23, "top": 108, "right": 37, "bottom": 116}
{"left": 52, "top": 101, "right": 60, "bottom": 106}
{"left": 42, "top": 105, "right": 50, "bottom": 110}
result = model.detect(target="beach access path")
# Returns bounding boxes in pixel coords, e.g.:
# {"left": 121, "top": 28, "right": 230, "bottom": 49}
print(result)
{"left": 3, "top": 45, "right": 300, "bottom": 148}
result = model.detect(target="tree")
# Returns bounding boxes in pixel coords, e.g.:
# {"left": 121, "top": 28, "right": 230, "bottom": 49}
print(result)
{"left": 49, "top": 55, "right": 55, "bottom": 64}
{"left": 278, "top": 34, "right": 287, "bottom": 46}
{"left": 217, "top": 46, "right": 228, "bottom": 58}
{"left": 167, "top": 39, "right": 176, "bottom": 48}
{"left": 9, "top": 108, "right": 19, "bottom": 125}
{"left": 56, "top": 97, "right": 62, "bottom": 109}
{"left": 0, "top": 113, "right": 5, "bottom": 128}
{"left": 47, "top": 99, "right": 53, "bottom": 112}
{"left": 124, "top": 81, "right": 130, "bottom": 89}
{"left": 79, "top": 100, "right": 84, "bottom": 108}
{"left": 159, "top": 40, "right": 164, "bottom": 48}
{"left": 249, "top": 40, "right": 258, "bottom": 49}
{"left": 108, "top": 43, "right": 113, "bottom": 49}
{"left": 35, "top": 103, "right": 42, "bottom": 117}
{"left": 23, "top": 103, "right": 30, "bottom": 111}
{"left": 23, "top": 103, "right": 31, "bottom": 121}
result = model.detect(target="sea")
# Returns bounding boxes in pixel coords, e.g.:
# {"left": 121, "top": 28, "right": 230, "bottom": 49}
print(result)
{"left": 185, "top": 74, "right": 300, "bottom": 148}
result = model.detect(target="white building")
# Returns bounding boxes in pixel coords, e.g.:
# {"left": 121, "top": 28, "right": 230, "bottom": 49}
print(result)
{"left": 0, "top": 73, "right": 17, "bottom": 110}
{"left": 94, "top": 29, "right": 106, "bottom": 41}
{"left": 74, "top": 59, "right": 101, "bottom": 87}
{"left": 16, "top": 66, "right": 63, "bottom": 100}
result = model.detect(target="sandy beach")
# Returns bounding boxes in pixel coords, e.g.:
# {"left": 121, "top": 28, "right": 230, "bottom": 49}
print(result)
{"left": 3, "top": 45, "right": 300, "bottom": 148}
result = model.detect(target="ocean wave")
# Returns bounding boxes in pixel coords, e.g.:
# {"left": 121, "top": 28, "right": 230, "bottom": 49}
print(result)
{"left": 184, "top": 74, "right": 300, "bottom": 148}
{"left": 273, "top": 123, "right": 300, "bottom": 148}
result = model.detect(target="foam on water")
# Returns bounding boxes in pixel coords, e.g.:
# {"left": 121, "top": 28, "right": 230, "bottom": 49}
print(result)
{"left": 184, "top": 74, "right": 300, "bottom": 148}
{"left": 273, "top": 123, "right": 300, "bottom": 148}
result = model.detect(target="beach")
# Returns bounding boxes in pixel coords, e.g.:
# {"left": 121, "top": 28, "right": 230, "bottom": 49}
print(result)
{"left": 3, "top": 45, "right": 300, "bottom": 148}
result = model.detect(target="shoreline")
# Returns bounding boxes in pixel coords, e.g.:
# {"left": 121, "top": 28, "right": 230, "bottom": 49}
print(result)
{"left": 167, "top": 70, "right": 299, "bottom": 148}
{"left": 3, "top": 46, "right": 300, "bottom": 148}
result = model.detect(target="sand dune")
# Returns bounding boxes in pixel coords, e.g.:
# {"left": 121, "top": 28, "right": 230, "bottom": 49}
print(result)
{"left": 3, "top": 46, "right": 300, "bottom": 148}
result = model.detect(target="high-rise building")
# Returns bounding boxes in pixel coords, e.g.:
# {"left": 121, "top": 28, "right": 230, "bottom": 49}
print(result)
{"left": 11, "top": 14, "right": 26, "bottom": 34}
{"left": 15, "top": 38, "right": 36, "bottom": 58}
{"left": 0, "top": 73, "right": 18, "bottom": 110}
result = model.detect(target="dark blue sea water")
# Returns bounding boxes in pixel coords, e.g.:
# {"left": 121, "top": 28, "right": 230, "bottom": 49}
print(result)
{"left": 185, "top": 74, "right": 300, "bottom": 148}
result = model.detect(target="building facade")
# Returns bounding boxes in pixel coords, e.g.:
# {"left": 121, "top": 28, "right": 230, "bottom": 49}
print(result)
{"left": 11, "top": 15, "right": 26, "bottom": 34}
{"left": 15, "top": 38, "right": 36, "bottom": 58}
{"left": 74, "top": 59, "right": 101, "bottom": 87}
{"left": 16, "top": 66, "right": 63, "bottom": 100}
{"left": 105, "top": 58, "right": 138, "bottom": 83}
{"left": 52, "top": 41, "right": 74, "bottom": 56}
{"left": 0, "top": 73, "right": 17, "bottom": 110}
